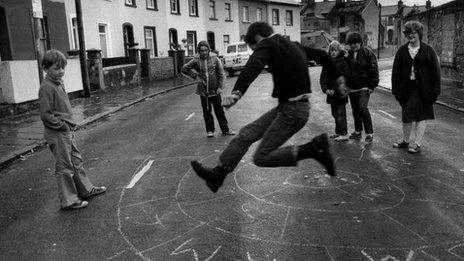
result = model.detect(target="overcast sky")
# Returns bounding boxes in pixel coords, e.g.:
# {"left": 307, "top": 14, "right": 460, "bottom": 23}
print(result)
{"left": 377, "top": 0, "right": 453, "bottom": 7}
{"left": 313, "top": 0, "right": 454, "bottom": 7}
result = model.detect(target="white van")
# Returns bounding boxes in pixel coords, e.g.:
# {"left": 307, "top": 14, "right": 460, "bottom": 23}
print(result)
{"left": 223, "top": 42, "right": 252, "bottom": 76}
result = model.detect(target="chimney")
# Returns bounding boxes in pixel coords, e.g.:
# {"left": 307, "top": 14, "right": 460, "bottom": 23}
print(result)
{"left": 426, "top": 0, "right": 431, "bottom": 9}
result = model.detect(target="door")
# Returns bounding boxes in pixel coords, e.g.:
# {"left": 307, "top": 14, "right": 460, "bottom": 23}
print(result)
{"left": 99, "top": 23, "right": 108, "bottom": 58}
{"left": 186, "top": 31, "right": 197, "bottom": 56}
{"left": 123, "top": 23, "right": 134, "bottom": 56}
{"left": 207, "top": 31, "right": 215, "bottom": 52}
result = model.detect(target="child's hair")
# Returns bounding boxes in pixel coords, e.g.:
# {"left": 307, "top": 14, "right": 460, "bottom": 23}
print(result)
{"left": 42, "top": 49, "right": 67, "bottom": 69}
{"left": 245, "top": 22, "right": 274, "bottom": 45}
{"left": 329, "top": 40, "right": 343, "bottom": 52}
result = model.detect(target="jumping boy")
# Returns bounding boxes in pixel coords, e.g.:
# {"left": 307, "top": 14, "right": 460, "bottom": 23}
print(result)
{"left": 39, "top": 49, "right": 106, "bottom": 210}
{"left": 191, "top": 22, "right": 346, "bottom": 193}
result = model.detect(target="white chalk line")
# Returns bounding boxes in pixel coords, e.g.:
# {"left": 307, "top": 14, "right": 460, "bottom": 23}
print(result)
{"left": 126, "top": 159, "right": 154, "bottom": 189}
{"left": 378, "top": 109, "right": 397, "bottom": 119}
{"left": 185, "top": 113, "right": 195, "bottom": 121}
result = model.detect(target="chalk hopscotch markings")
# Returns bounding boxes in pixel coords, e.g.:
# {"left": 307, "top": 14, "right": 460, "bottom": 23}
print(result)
{"left": 104, "top": 248, "right": 130, "bottom": 260}
{"left": 241, "top": 204, "right": 256, "bottom": 219}
{"left": 280, "top": 207, "right": 291, "bottom": 241}
{"left": 427, "top": 176, "right": 464, "bottom": 197}
{"left": 361, "top": 249, "right": 415, "bottom": 261}
{"left": 121, "top": 196, "right": 175, "bottom": 209}
{"left": 381, "top": 212, "right": 429, "bottom": 244}
{"left": 325, "top": 246, "right": 335, "bottom": 261}
{"left": 447, "top": 243, "right": 464, "bottom": 259}
{"left": 185, "top": 113, "right": 195, "bottom": 121}
{"left": 412, "top": 199, "right": 464, "bottom": 207}
{"left": 419, "top": 249, "right": 441, "bottom": 261}
{"left": 126, "top": 159, "right": 154, "bottom": 189}
{"left": 170, "top": 238, "right": 221, "bottom": 261}
{"left": 378, "top": 109, "right": 397, "bottom": 119}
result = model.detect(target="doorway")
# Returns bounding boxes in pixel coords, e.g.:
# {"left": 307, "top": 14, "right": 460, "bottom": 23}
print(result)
{"left": 123, "top": 23, "right": 134, "bottom": 56}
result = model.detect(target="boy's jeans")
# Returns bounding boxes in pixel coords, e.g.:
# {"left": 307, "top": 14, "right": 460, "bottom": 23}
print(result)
{"left": 219, "top": 101, "right": 309, "bottom": 171}
{"left": 200, "top": 95, "right": 229, "bottom": 133}
{"left": 331, "top": 101, "right": 348, "bottom": 136}
{"left": 44, "top": 127, "right": 94, "bottom": 208}
{"left": 349, "top": 90, "right": 373, "bottom": 134}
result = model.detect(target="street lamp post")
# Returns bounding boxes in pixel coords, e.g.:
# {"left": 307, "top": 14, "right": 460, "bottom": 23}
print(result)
{"left": 378, "top": 3, "right": 382, "bottom": 59}
{"left": 75, "top": 0, "right": 91, "bottom": 97}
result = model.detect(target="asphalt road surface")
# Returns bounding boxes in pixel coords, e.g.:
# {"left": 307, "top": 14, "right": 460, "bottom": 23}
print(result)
{"left": 1, "top": 68, "right": 464, "bottom": 261}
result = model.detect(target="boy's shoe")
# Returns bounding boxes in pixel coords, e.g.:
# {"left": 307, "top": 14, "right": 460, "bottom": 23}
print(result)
{"left": 190, "top": 161, "right": 227, "bottom": 193}
{"left": 365, "top": 134, "right": 374, "bottom": 143}
{"left": 408, "top": 143, "right": 421, "bottom": 154}
{"left": 83, "top": 186, "right": 107, "bottom": 199}
{"left": 393, "top": 140, "right": 409, "bottom": 149}
{"left": 329, "top": 134, "right": 339, "bottom": 139}
{"left": 334, "top": 135, "right": 349, "bottom": 142}
{"left": 349, "top": 132, "right": 362, "bottom": 140}
{"left": 206, "top": 132, "right": 214, "bottom": 138}
{"left": 62, "top": 200, "right": 88, "bottom": 210}
{"left": 312, "top": 134, "right": 336, "bottom": 176}
{"left": 222, "top": 130, "right": 236, "bottom": 135}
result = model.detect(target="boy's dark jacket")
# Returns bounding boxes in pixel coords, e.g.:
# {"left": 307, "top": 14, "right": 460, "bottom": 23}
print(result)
{"left": 232, "top": 34, "right": 341, "bottom": 101}
{"left": 391, "top": 42, "right": 441, "bottom": 106}
{"left": 348, "top": 46, "right": 379, "bottom": 90}
{"left": 320, "top": 51, "right": 350, "bottom": 104}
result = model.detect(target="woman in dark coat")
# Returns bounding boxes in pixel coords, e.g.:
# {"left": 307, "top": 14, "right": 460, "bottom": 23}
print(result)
{"left": 391, "top": 21, "right": 441, "bottom": 153}
{"left": 320, "top": 40, "right": 350, "bottom": 141}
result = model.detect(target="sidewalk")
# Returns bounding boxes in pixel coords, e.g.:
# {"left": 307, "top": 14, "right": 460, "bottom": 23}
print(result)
{"left": 0, "top": 76, "right": 196, "bottom": 169}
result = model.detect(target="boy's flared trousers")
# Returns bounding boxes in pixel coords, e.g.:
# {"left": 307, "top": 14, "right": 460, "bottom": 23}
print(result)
{"left": 44, "top": 127, "right": 94, "bottom": 208}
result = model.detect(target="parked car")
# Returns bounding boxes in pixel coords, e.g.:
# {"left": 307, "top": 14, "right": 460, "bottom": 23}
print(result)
{"left": 223, "top": 42, "right": 253, "bottom": 77}
{"left": 300, "top": 30, "right": 335, "bottom": 66}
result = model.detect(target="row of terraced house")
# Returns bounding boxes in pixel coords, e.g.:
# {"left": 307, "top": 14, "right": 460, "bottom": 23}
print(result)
{"left": 0, "top": 0, "right": 300, "bottom": 106}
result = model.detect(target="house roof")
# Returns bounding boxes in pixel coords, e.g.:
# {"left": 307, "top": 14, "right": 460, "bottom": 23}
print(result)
{"left": 403, "top": 5, "right": 427, "bottom": 16}
{"left": 269, "top": 0, "right": 302, "bottom": 6}
{"left": 328, "top": 0, "right": 368, "bottom": 16}
{"left": 381, "top": 5, "right": 398, "bottom": 16}
{"left": 301, "top": 1, "right": 336, "bottom": 15}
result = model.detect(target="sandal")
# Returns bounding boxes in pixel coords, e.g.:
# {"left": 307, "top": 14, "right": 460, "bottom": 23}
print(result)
{"left": 83, "top": 186, "right": 107, "bottom": 199}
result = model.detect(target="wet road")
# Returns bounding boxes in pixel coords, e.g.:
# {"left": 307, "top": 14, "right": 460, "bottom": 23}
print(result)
{"left": 1, "top": 68, "right": 464, "bottom": 260}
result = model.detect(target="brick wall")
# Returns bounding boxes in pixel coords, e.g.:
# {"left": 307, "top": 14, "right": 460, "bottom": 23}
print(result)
{"left": 103, "top": 64, "right": 138, "bottom": 88}
{"left": 148, "top": 57, "right": 174, "bottom": 80}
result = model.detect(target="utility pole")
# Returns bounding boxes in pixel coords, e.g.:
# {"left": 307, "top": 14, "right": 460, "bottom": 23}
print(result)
{"left": 75, "top": 0, "right": 91, "bottom": 97}
{"left": 378, "top": 3, "right": 382, "bottom": 59}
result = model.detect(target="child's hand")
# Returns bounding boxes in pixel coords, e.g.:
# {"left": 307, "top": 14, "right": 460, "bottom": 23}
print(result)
{"left": 326, "top": 90, "right": 334, "bottom": 96}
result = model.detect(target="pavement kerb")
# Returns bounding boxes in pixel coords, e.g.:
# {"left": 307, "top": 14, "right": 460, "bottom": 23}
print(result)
{"left": 377, "top": 84, "right": 464, "bottom": 113}
{"left": 0, "top": 82, "right": 196, "bottom": 170}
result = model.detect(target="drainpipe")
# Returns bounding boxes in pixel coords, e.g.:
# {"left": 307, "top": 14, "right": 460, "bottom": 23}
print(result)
{"left": 378, "top": 3, "right": 381, "bottom": 59}
{"left": 75, "top": 0, "right": 91, "bottom": 97}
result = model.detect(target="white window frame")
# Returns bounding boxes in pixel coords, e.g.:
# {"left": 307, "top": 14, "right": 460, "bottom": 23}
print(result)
{"left": 225, "top": 3, "right": 231, "bottom": 21}
{"left": 125, "top": 0, "right": 135, "bottom": 6}
{"left": 70, "top": 15, "right": 79, "bottom": 50}
{"left": 242, "top": 6, "right": 249, "bottom": 22}
{"left": 146, "top": 0, "right": 156, "bottom": 9}
{"left": 209, "top": 0, "right": 216, "bottom": 19}
{"left": 257, "top": 8, "right": 262, "bottom": 22}
{"left": 98, "top": 23, "right": 109, "bottom": 58}
{"left": 170, "top": 0, "right": 179, "bottom": 14}
{"left": 286, "top": 10, "right": 293, "bottom": 26}
{"left": 272, "top": 9, "right": 279, "bottom": 25}
{"left": 189, "top": 0, "right": 198, "bottom": 16}
{"left": 144, "top": 27, "right": 156, "bottom": 57}
{"left": 223, "top": 34, "right": 230, "bottom": 48}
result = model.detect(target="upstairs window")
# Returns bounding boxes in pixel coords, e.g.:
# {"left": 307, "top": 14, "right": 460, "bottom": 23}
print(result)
{"left": 189, "top": 0, "right": 198, "bottom": 16}
{"left": 225, "top": 3, "right": 232, "bottom": 21}
{"left": 125, "top": 0, "right": 136, "bottom": 7}
{"left": 272, "top": 9, "right": 279, "bottom": 25}
{"left": 242, "top": 6, "right": 249, "bottom": 22}
{"left": 209, "top": 1, "right": 216, "bottom": 19}
{"left": 257, "top": 8, "right": 263, "bottom": 22}
{"left": 170, "top": 0, "right": 180, "bottom": 14}
{"left": 146, "top": 0, "right": 157, "bottom": 10}
{"left": 286, "top": 10, "right": 293, "bottom": 26}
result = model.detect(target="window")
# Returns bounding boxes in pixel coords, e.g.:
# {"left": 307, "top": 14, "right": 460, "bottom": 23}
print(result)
{"left": 170, "top": 0, "right": 179, "bottom": 14}
{"left": 242, "top": 6, "right": 249, "bottom": 22}
{"left": 209, "top": 1, "right": 216, "bottom": 19}
{"left": 238, "top": 43, "right": 247, "bottom": 52}
{"left": 71, "top": 17, "right": 79, "bottom": 49}
{"left": 169, "top": 28, "right": 178, "bottom": 49}
{"left": 36, "top": 17, "right": 50, "bottom": 56}
{"left": 146, "top": 0, "right": 157, "bottom": 10}
{"left": 189, "top": 0, "right": 198, "bottom": 16}
{"left": 225, "top": 3, "right": 232, "bottom": 21}
{"left": 223, "top": 34, "right": 230, "bottom": 48}
{"left": 125, "top": 0, "right": 136, "bottom": 7}
{"left": 98, "top": 23, "right": 108, "bottom": 58}
{"left": 272, "top": 9, "right": 279, "bottom": 25}
{"left": 144, "top": 27, "right": 157, "bottom": 57}
{"left": 227, "top": 45, "right": 236, "bottom": 53}
{"left": 186, "top": 31, "right": 197, "bottom": 56}
{"left": 257, "top": 8, "right": 262, "bottom": 22}
{"left": 286, "top": 10, "right": 293, "bottom": 26}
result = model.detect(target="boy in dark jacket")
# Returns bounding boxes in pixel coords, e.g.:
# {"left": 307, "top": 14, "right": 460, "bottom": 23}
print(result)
{"left": 190, "top": 22, "right": 346, "bottom": 193}
{"left": 346, "top": 33, "right": 379, "bottom": 143}
{"left": 182, "top": 41, "right": 235, "bottom": 137}
{"left": 39, "top": 50, "right": 106, "bottom": 210}
{"left": 320, "top": 40, "right": 350, "bottom": 141}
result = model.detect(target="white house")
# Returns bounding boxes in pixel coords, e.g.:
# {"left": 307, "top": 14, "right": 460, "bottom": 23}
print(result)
{"left": 267, "top": 0, "right": 302, "bottom": 42}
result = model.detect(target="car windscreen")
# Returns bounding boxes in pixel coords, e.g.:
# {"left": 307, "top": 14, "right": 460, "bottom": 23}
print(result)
{"left": 238, "top": 44, "right": 248, "bottom": 52}
{"left": 227, "top": 45, "right": 237, "bottom": 53}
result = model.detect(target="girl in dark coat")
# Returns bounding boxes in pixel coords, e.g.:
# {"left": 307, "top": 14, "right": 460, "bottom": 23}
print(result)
{"left": 391, "top": 21, "right": 441, "bottom": 153}
{"left": 320, "top": 40, "right": 350, "bottom": 141}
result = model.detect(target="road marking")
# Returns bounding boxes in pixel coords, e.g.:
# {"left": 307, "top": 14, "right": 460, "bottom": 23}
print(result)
{"left": 378, "top": 110, "right": 397, "bottom": 119}
{"left": 126, "top": 160, "right": 154, "bottom": 189}
{"left": 185, "top": 113, "right": 195, "bottom": 121}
